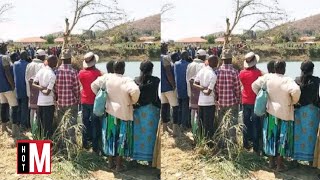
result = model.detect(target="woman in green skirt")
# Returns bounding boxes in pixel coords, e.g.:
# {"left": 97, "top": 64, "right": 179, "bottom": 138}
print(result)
{"left": 252, "top": 60, "right": 301, "bottom": 171}
{"left": 91, "top": 61, "right": 140, "bottom": 171}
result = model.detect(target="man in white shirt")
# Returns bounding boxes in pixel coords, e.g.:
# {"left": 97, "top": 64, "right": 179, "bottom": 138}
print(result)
{"left": 186, "top": 49, "right": 207, "bottom": 135}
{"left": 32, "top": 55, "right": 57, "bottom": 138}
{"left": 193, "top": 55, "right": 218, "bottom": 139}
{"left": 25, "top": 49, "right": 46, "bottom": 129}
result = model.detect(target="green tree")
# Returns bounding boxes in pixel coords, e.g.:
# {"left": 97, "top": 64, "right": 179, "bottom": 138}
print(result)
{"left": 206, "top": 35, "right": 216, "bottom": 44}
{"left": 46, "top": 35, "right": 54, "bottom": 44}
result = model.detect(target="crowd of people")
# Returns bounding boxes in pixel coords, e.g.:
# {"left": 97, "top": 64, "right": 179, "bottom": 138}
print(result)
{"left": 161, "top": 42, "right": 320, "bottom": 175}
{"left": 0, "top": 41, "right": 160, "bottom": 172}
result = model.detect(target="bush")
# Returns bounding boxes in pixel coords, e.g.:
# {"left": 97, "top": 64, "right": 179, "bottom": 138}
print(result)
{"left": 147, "top": 46, "right": 161, "bottom": 58}
{"left": 308, "top": 46, "right": 320, "bottom": 58}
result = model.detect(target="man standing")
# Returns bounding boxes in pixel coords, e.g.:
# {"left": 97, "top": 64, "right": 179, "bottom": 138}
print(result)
{"left": 193, "top": 55, "right": 218, "bottom": 139}
{"left": 174, "top": 51, "right": 191, "bottom": 130}
{"left": 25, "top": 49, "right": 46, "bottom": 129}
{"left": 13, "top": 50, "right": 30, "bottom": 132}
{"left": 160, "top": 43, "right": 179, "bottom": 136}
{"left": 78, "top": 52, "right": 102, "bottom": 152}
{"left": 0, "top": 42, "right": 18, "bottom": 136}
{"left": 55, "top": 49, "right": 80, "bottom": 143}
{"left": 215, "top": 49, "right": 241, "bottom": 144}
{"left": 186, "top": 49, "right": 206, "bottom": 134}
{"left": 32, "top": 55, "right": 58, "bottom": 138}
{"left": 239, "top": 52, "right": 262, "bottom": 153}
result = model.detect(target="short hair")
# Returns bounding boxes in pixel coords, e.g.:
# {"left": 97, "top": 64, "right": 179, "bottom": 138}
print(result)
{"left": 267, "top": 60, "right": 276, "bottom": 73}
{"left": 106, "top": 60, "right": 115, "bottom": 73}
{"left": 114, "top": 60, "right": 125, "bottom": 74}
{"left": 274, "top": 60, "right": 286, "bottom": 73}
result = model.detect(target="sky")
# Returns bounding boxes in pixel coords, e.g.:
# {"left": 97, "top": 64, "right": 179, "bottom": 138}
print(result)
{"left": 0, "top": 0, "right": 160, "bottom": 41}
{"left": 161, "top": 0, "right": 320, "bottom": 40}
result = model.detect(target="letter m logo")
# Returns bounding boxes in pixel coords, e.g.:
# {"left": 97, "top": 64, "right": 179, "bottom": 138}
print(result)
{"left": 17, "top": 140, "right": 52, "bottom": 174}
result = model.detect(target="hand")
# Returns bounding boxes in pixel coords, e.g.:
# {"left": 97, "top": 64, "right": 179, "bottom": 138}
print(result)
{"left": 28, "top": 79, "right": 34, "bottom": 84}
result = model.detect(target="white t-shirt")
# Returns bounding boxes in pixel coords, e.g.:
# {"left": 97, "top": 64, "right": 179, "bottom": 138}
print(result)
{"left": 195, "top": 66, "right": 217, "bottom": 106}
{"left": 34, "top": 66, "right": 56, "bottom": 106}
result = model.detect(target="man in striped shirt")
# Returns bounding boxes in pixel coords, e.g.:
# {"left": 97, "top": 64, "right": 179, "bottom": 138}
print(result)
{"left": 215, "top": 49, "right": 241, "bottom": 145}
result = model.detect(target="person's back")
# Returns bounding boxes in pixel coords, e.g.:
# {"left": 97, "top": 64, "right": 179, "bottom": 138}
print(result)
{"left": 160, "top": 54, "right": 174, "bottom": 93}
{"left": 79, "top": 67, "right": 101, "bottom": 105}
{"left": 134, "top": 75, "right": 160, "bottom": 108}
{"left": 239, "top": 68, "right": 262, "bottom": 104}
{"left": 106, "top": 73, "right": 140, "bottom": 121}
{"left": 0, "top": 54, "right": 12, "bottom": 93}
{"left": 55, "top": 64, "right": 80, "bottom": 107}
{"left": 295, "top": 75, "right": 320, "bottom": 107}
{"left": 13, "top": 59, "right": 28, "bottom": 99}
{"left": 174, "top": 59, "right": 189, "bottom": 99}
{"left": 215, "top": 64, "right": 240, "bottom": 107}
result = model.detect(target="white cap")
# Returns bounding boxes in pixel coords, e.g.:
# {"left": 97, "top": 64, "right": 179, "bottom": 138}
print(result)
{"left": 196, "top": 49, "right": 207, "bottom": 56}
{"left": 36, "top": 49, "right": 47, "bottom": 56}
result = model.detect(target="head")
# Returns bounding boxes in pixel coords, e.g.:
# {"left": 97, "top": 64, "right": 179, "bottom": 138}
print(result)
{"left": 274, "top": 60, "right": 286, "bottom": 75}
{"left": 114, "top": 60, "right": 125, "bottom": 75}
{"left": 10, "top": 53, "right": 19, "bottom": 63}
{"left": 196, "top": 49, "right": 207, "bottom": 61}
{"left": 106, "top": 60, "right": 115, "bottom": 73}
{"left": 0, "top": 42, "right": 8, "bottom": 54}
{"left": 207, "top": 55, "right": 218, "bottom": 69}
{"left": 83, "top": 52, "right": 99, "bottom": 69}
{"left": 20, "top": 50, "right": 28, "bottom": 60}
{"left": 47, "top": 55, "right": 58, "bottom": 68}
{"left": 60, "top": 49, "right": 72, "bottom": 64}
{"left": 267, "top": 60, "right": 276, "bottom": 73}
{"left": 140, "top": 60, "right": 153, "bottom": 75}
{"left": 161, "top": 43, "right": 168, "bottom": 55}
{"left": 221, "top": 49, "right": 233, "bottom": 64}
{"left": 244, "top": 52, "right": 259, "bottom": 69}
{"left": 170, "top": 52, "right": 180, "bottom": 63}
{"left": 35, "top": 49, "right": 47, "bottom": 61}
{"left": 180, "top": 50, "right": 189, "bottom": 60}
{"left": 300, "top": 60, "right": 314, "bottom": 76}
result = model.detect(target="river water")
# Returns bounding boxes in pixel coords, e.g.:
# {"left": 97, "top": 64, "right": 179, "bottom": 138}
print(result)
{"left": 257, "top": 61, "right": 320, "bottom": 78}
{"left": 96, "top": 61, "right": 160, "bottom": 79}
{"left": 96, "top": 61, "right": 320, "bottom": 80}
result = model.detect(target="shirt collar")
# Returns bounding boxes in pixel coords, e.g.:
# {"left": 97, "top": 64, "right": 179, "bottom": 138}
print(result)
{"left": 32, "top": 58, "right": 43, "bottom": 63}
{"left": 193, "top": 58, "right": 204, "bottom": 63}
{"left": 221, "top": 64, "right": 233, "bottom": 68}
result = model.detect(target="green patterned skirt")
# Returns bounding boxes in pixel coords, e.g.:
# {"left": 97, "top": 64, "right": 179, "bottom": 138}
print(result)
{"left": 101, "top": 114, "right": 133, "bottom": 157}
{"left": 263, "top": 114, "right": 294, "bottom": 157}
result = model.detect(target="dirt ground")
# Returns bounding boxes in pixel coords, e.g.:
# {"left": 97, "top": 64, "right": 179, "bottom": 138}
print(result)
{"left": 0, "top": 130, "right": 159, "bottom": 180}
{"left": 161, "top": 129, "right": 320, "bottom": 180}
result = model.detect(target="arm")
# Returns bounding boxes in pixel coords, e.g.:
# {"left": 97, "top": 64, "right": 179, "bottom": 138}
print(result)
{"left": 127, "top": 79, "right": 141, "bottom": 104}
{"left": 233, "top": 71, "right": 241, "bottom": 104}
{"left": 203, "top": 73, "right": 217, "bottom": 96}
{"left": 42, "top": 74, "right": 56, "bottom": 96}
{"left": 287, "top": 79, "right": 301, "bottom": 105}
{"left": 73, "top": 72, "right": 81, "bottom": 104}
{"left": 25, "top": 65, "right": 31, "bottom": 97}
{"left": 91, "top": 75, "right": 106, "bottom": 95}
{"left": 165, "top": 65, "right": 175, "bottom": 89}
{"left": 251, "top": 76, "right": 264, "bottom": 95}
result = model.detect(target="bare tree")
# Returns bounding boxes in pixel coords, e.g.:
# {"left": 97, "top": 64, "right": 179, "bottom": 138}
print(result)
{"left": 161, "top": 3, "right": 174, "bottom": 22}
{"left": 63, "top": 0, "right": 125, "bottom": 48}
{"left": 224, "top": 0, "right": 287, "bottom": 47}
{"left": 0, "top": 1, "right": 13, "bottom": 22}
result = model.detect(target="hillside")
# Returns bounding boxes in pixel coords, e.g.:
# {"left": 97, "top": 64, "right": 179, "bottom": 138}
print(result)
{"left": 103, "top": 14, "right": 160, "bottom": 37}
{"left": 265, "top": 13, "right": 320, "bottom": 36}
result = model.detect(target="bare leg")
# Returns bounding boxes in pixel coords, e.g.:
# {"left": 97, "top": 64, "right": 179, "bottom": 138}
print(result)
{"left": 116, "top": 156, "right": 124, "bottom": 172}
{"left": 108, "top": 156, "right": 115, "bottom": 169}
{"left": 276, "top": 156, "right": 286, "bottom": 172}
{"left": 269, "top": 156, "right": 276, "bottom": 169}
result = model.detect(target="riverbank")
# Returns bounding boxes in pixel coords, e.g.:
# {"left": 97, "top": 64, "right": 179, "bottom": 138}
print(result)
{"left": 162, "top": 129, "right": 320, "bottom": 180}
